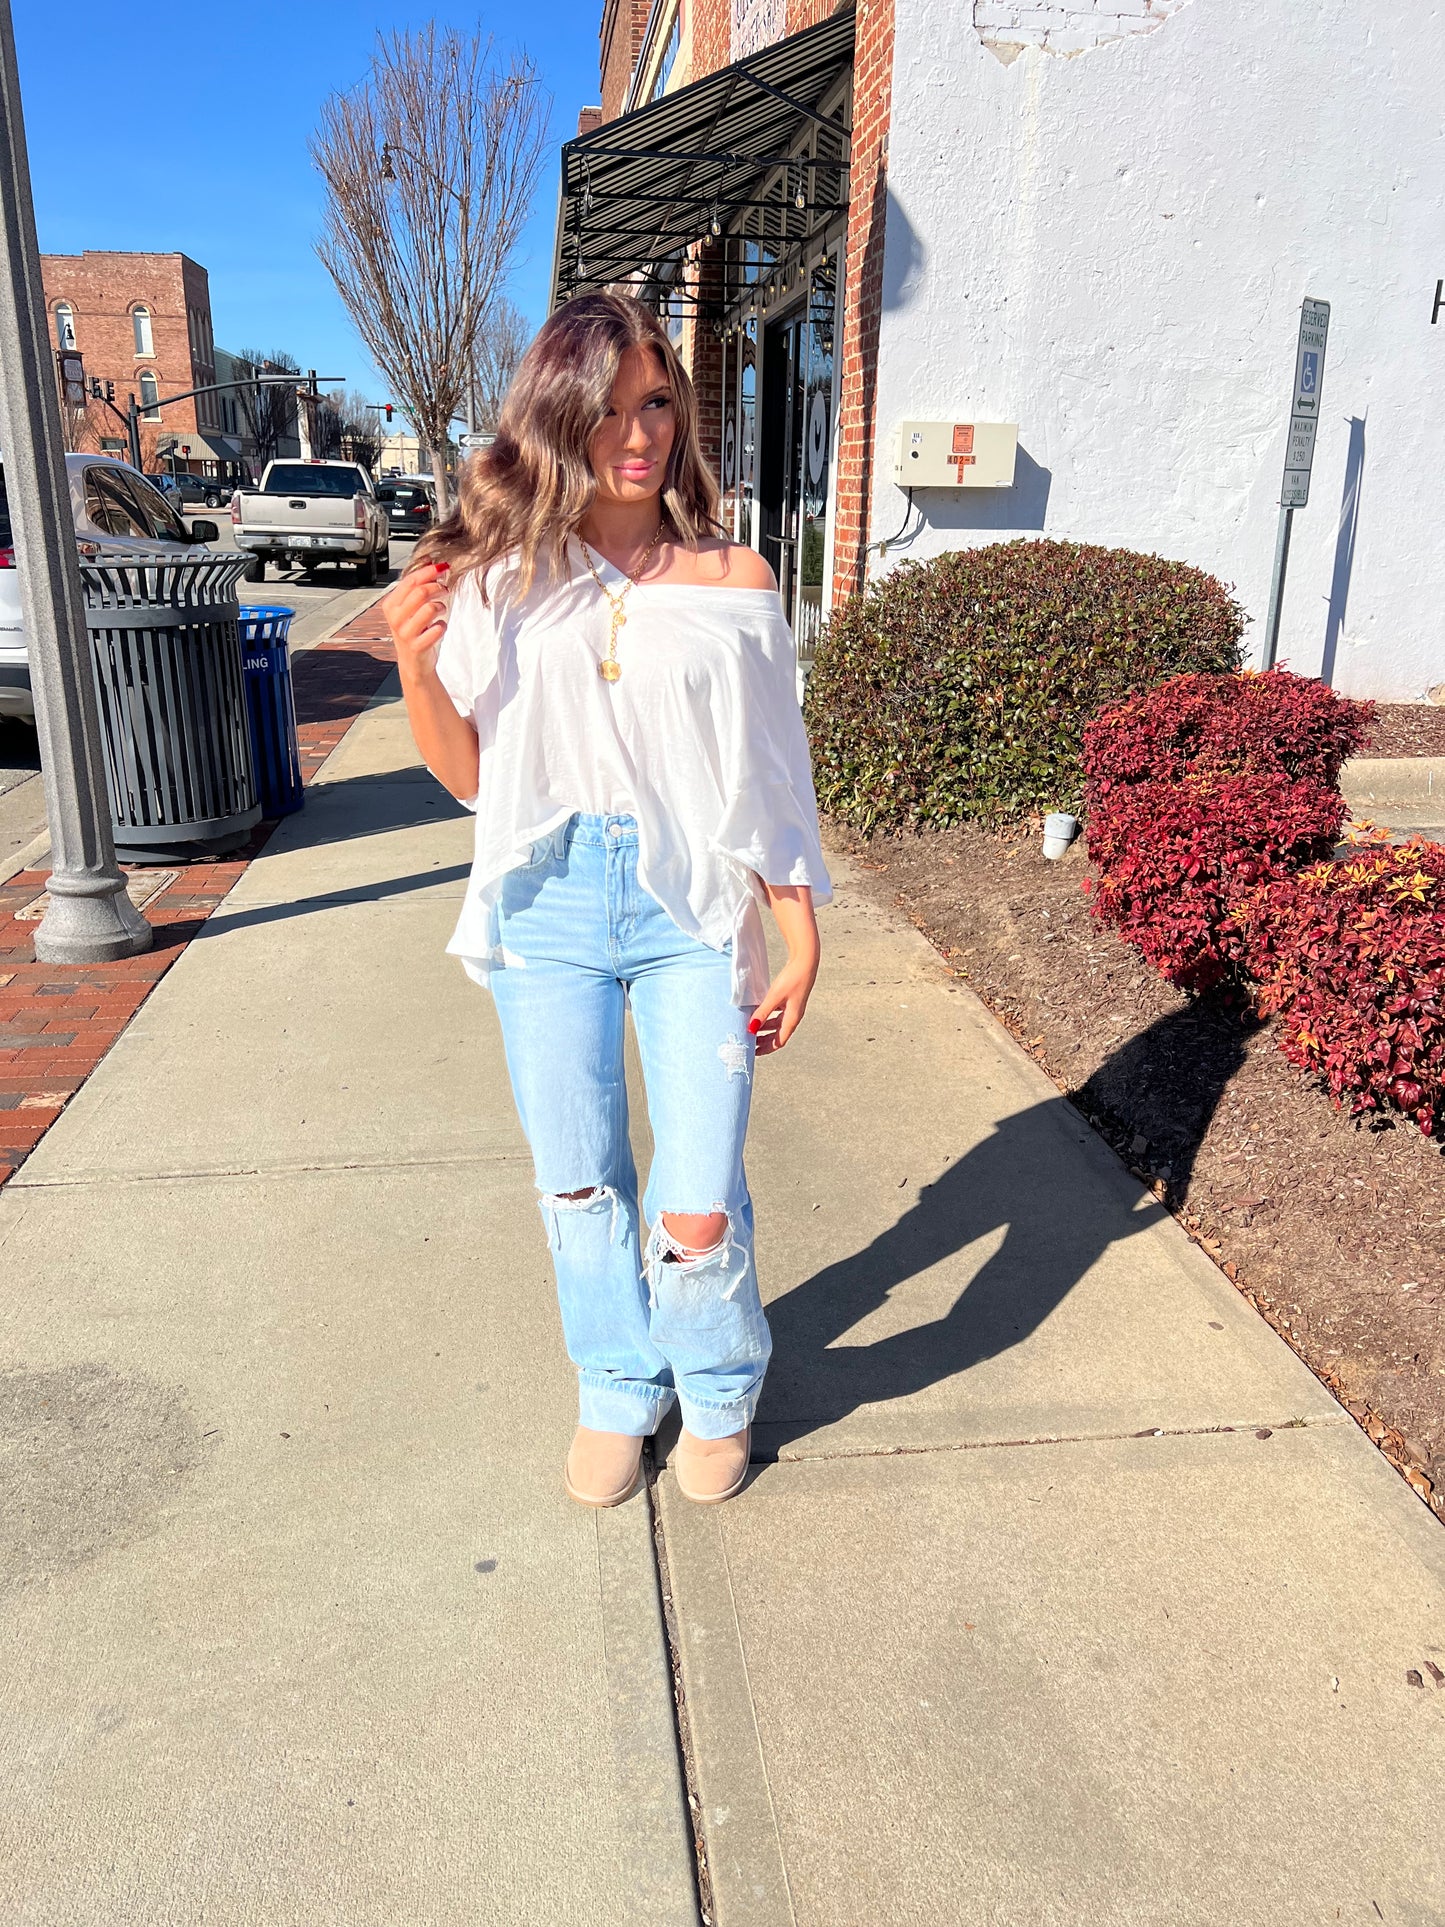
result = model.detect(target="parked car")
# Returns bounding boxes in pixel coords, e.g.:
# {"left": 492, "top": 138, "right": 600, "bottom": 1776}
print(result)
{"left": 231, "top": 459, "right": 391, "bottom": 584}
{"left": 147, "top": 471, "right": 243, "bottom": 512}
{"left": 376, "top": 477, "right": 437, "bottom": 537}
{"left": 0, "top": 453, "right": 218, "bottom": 726}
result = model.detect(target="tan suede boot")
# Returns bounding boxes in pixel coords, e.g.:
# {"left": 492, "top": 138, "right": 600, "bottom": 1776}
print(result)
{"left": 564, "top": 1427, "right": 644, "bottom": 1508}
{"left": 674, "top": 1427, "right": 751, "bottom": 1505}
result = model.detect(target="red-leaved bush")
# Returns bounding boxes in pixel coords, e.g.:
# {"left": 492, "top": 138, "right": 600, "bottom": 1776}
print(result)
{"left": 1082, "top": 770, "right": 1346, "bottom": 993}
{"left": 1082, "top": 670, "right": 1370, "bottom": 993}
{"left": 1236, "top": 843, "right": 1445, "bottom": 1135}
{"left": 1082, "top": 668, "right": 1445, "bottom": 1136}
{"left": 1082, "top": 668, "right": 1371, "bottom": 795}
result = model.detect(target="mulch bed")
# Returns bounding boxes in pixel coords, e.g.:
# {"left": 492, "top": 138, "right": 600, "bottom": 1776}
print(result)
{"left": 1364, "top": 704, "right": 1445, "bottom": 758}
{"left": 0, "top": 611, "right": 396, "bottom": 1187}
{"left": 827, "top": 818, "right": 1445, "bottom": 1522}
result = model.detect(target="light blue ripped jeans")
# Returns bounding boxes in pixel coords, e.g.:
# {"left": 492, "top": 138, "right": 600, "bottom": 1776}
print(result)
{"left": 488, "top": 812, "right": 771, "bottom": 1441}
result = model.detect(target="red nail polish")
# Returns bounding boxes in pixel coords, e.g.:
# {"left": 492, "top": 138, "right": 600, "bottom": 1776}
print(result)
{"left": 747, "top": 1017, "right": 760, "bottom": 1034}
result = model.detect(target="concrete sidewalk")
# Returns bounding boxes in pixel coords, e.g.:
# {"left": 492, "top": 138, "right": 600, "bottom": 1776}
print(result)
{"left": 663, "top": 890, "right": 1445, "bottom": 1924}
{"left": 0, "top": 680, "right": 693, "bottom": 1925}
{"left": 2, "top": 681, "right": 1443, "bottom": 1924}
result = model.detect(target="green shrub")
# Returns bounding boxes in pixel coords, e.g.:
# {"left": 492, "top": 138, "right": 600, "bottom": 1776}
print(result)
{"left": 803, "top": 539, "right": 1246, "bottom": 831}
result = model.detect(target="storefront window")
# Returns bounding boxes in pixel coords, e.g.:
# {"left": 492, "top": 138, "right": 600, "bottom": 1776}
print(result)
{"left": 755, "top": 253, "right": 837, "bottom": 666}
{"left": 797, "top": 253, "right": 837, "bottom": 651}
{"left": 738, "top": 317, "right": 757, "bottom": 544}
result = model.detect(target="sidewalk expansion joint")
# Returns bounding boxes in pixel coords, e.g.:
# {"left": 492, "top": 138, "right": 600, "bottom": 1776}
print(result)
{"left": 753, "top": 1415, "right": 1353, "bottom": 1466}
{"left": 7, "top": 1149, "right": 533, "bottom": 1190}
{"left": 644, "top": 1446, "right": 716, "bottom": 1927}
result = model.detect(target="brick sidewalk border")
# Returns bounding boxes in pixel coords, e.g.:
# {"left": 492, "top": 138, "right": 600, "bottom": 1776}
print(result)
{"left": 0, "top": 608, "right": 397, "bottom": 1187}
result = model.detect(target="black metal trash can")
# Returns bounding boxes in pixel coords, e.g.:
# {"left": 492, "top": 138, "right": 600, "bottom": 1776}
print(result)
{"left": 238, "top": 606, "right": 304, "bottom": 818}
{"left": 81, "top": 551, "right": 261, "bottom": 862}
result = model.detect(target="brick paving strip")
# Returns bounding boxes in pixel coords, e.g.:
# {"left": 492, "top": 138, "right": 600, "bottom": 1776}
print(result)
{"left": 0, "top": 606, "right": 396, "bottom": 1187}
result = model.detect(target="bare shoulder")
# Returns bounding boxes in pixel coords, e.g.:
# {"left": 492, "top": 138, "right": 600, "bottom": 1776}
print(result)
{"left": 713, "top": 542, "right": 777, "bottom": 591}
{"left": 666, "top": 538, "right": 778, "bottom": 591}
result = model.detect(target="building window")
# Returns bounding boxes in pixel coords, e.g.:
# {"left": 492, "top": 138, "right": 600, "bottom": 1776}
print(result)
{"left": 54, "top": 302, "right": 76, "bottom": 350}
{"left": 132, "top": 306, "right": 154, "bottom": 356}
{"left": 648, "top": 6, "right": 681, "bottom": 101}
{"left": 139, "top": 371, "right": 161, "bottom": 421}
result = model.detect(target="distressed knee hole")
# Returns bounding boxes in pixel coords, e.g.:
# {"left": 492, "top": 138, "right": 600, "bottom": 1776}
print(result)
{"left": 643, "top": 1207, "right": 747, "bottom": 1310}
{"left": 538, "top": 1184, "right": 625, "bottom": 1251}
{"left": 659, "top": 1210, "right": 729, "bottom": 1260}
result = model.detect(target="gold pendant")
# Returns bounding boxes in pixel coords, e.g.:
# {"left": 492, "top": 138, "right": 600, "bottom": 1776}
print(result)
{"left": 599, "top": 658, "right": 622, "bottom": 682}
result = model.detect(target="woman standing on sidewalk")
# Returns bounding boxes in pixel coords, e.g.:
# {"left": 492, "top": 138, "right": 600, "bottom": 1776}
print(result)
{"left": 380, "top": 294, "right": 830, "bottom": 1509}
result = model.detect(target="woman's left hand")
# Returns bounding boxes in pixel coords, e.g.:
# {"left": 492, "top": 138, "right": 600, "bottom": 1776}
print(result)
{"left": 750, "top": 884, "right": 821, "bottom": 1054}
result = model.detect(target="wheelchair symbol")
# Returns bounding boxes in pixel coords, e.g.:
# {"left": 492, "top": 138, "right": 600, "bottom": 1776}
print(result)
{"left": 1300, "top": 351, "right": 1319, "bottom": 394}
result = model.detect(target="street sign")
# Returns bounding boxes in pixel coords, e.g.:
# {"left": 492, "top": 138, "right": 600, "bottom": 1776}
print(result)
{"left": 1263, "top": 295, "right": 1331, "bottom": 667}
{"left": 56, "top": 348, "right": 84, "bottom": 406}
{"left": 458, "top": 432, "right": 495, "bottom": 452}
{"left": 1280, "top": 297, "right": 1329, "bottom": 508}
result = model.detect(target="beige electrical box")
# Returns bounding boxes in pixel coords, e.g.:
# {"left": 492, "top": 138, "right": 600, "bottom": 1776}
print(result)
{"left": 892, "top": 420, "right": 1018, "bottom": 488}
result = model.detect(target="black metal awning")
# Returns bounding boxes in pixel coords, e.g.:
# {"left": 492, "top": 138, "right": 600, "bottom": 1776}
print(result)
{"left": 550, "top": 7, "right": 855, "bottom": 315}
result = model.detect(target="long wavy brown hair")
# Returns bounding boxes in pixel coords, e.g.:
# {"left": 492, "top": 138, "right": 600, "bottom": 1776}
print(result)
{"left": 416, "top": 293, "right": 721, "bottom": 597}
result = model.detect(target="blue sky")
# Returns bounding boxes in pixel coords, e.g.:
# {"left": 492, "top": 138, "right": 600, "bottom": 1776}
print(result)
{"left": 12, "top": 0, "right": 600, "bottom": 403}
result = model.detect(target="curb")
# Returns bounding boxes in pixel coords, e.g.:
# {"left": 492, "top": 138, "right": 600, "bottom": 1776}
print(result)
{"left": 1341, "top": 755, "right": 1445, "bottom": 809}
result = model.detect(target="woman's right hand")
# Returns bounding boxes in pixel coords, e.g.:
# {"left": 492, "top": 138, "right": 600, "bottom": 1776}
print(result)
{"left": 381, "top": 561, "right": 450, "bottom": 683}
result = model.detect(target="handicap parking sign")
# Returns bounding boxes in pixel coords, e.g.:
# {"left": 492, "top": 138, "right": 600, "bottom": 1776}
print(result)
{"left": 1300, "top": 350, "right": 1319, "bottom": 394}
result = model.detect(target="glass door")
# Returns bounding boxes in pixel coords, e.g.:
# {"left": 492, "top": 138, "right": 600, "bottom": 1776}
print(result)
{"left": 795, "top": 254, "right": 836, "bottom": 661}
{"left": 757, "top": 255, "right": 837, "bottom": 669}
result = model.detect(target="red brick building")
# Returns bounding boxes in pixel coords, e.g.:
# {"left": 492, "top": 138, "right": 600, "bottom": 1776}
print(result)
{"left": 38, "top": 251, "right": 234, "bottom": 476}
{"left": 558, "top": 0, "right": 890, "bottom": 661}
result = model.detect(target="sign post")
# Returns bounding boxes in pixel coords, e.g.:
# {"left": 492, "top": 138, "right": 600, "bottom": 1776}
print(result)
{"left": 1263, "top": 297, "right": 1330, "bottom": 669}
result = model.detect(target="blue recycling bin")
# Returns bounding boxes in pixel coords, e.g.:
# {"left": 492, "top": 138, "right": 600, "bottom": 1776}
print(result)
{"left": 238, "top": 606, "right": 304, "bottom": 818}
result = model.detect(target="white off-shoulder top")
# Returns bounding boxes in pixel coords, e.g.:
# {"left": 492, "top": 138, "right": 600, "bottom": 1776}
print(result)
{"left": 429, "top": 539, "right": 832, "bottom": 1008}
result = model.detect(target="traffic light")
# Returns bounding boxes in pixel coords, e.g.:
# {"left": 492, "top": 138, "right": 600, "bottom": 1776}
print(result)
{"left": 384, "top": 403, "right": 394, "bottom": 423}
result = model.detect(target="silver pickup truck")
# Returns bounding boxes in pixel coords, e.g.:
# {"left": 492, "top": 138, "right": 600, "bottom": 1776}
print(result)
{"left": 231, "top": 460, "right": 391, "bottom": 585}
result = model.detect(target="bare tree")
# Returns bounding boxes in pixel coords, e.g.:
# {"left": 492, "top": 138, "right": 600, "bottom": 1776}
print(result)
{"left": 314, "top": 394, "right": 345, "bottom": 461}
{"left": 471, "top": 296, "right": 530, "bottom": 435}
{"left": 59, "top": 394, "right": 95, "bottom": 454}
{"left": 234, "top": 350, "right": 301, "bottom": 469}
{"left": 339, "top": 392, "right": 384, "bottom": 472}
{"left": 311, "top": 27, "right": 549, "bottom": 516}
{"left": 316, "top": 389, "right": 384, "bottom": 470}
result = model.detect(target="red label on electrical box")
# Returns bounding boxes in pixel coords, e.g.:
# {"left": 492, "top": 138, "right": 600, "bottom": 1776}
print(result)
{"left": 952, "top": 424, "right": 975, "bottom": 455}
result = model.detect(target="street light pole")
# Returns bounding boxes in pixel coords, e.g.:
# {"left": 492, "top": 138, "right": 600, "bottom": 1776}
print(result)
{"left": 0, "top": 0, "right": 150, "bottom": 962}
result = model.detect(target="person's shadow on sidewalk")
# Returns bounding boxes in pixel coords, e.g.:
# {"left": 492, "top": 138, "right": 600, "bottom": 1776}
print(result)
{"left": 759, "top": 1001, "right": 1251, "bottom": 1453}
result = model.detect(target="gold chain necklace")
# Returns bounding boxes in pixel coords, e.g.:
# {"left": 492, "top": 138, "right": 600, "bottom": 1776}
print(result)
{"left": 579, "top": 525, "right": 665, "bottom": 682}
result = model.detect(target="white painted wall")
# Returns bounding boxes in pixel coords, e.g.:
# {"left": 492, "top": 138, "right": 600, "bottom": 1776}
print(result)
{"left": 870, "top": 0, "right": 1445, "bottom": 700}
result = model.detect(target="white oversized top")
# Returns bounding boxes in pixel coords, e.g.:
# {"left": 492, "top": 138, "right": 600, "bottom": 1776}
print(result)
{"left": 430, "top": 539, "right": 832, "bottom": 1007}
